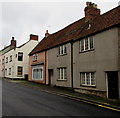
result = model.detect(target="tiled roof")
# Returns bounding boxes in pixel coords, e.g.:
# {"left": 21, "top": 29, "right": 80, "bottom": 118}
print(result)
{"left": 29, "top": 6, "right": 120, "bottom": 56}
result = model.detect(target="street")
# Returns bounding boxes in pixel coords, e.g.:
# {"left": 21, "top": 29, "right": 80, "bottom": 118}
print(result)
{"left": 2, "top": 79, "right": 120, "bottom": 117}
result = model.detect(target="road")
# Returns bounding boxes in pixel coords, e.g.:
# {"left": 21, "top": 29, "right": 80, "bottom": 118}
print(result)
{"left": 2, "top": 80, "right": 120, "bottom": 117}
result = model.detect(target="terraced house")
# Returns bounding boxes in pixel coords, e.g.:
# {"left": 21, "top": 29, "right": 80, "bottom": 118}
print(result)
{"left": 29, "top": 2, "right": 120, "bottom": 99}
{"left": 0, "top": 34, "right": 39, "bottom": 79}
{"left": 0, "top": 37, "right": 16, "bottom": 78}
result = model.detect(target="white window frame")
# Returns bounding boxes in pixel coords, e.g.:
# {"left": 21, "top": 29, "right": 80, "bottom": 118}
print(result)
{"left": 58, "top": 67, "right": 67, "bottom": 80}
{"left": 80, "top": 36, "right": 94, "bottom": 52}
{"left": 10, "top": 55, "right": 12, "bottom": 62}
{"left": 6, "top": 57, "right": 8, "bottom": 63}
{"left": 59, "top": 45, "right": 67, "bottom": 55}
{"left": 9, "top": 68, "right": 11, "bottom": 75}
{"left": 80, "top": 72, "right": 96, "bottom": 86}
{"left": 32, "top": 66, "right": 43, "bottom": 80}
{"left": 33, "top": 54, "right": 38, "bottom": 61}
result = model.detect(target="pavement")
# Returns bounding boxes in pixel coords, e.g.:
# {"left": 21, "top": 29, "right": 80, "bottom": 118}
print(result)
{"left": 3, "top": 78, "right": 120, "bottom": 113}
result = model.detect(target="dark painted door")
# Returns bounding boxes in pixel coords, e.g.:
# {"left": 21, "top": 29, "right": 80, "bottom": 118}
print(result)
{"left": 107, "top": 71, "right": 119, "bottom": 99}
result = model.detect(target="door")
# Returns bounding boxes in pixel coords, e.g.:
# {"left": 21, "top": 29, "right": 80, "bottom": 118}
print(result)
{"left": 48, "top": 69, "right": 53, "bottom": 86}
{"left": 107, "top": 71, "right": 119, "bottom": 99}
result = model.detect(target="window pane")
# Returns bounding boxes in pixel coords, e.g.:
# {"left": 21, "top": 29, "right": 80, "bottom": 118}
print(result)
{"left": 90, "top": 36, "right": 94, "bottom": 49}
{"left": 61, "top": 68, "right": 63, "bottom": 80}
{"left": 64, "top": 68, "right": 67, "bottom": 80}
{"left": 85, "top": 38, "right": 89, "bottom": 50}
{"left": 80, "top": 40, "right": 84, "bottom": 52}
{"left": 18, "top": 67, "right": 23, "bottom": 76}
{"left": 64, "top": 45, "right": 67, "bottom": 54}
{"left": 86, "top": 73, "right": 90, "bottom": 85}
{"left": 91, "top": 72, "right": 95, "bottom": 85}
{"left": 81, "top": 73, "right": 85, "bottom": 85}
{"left": 18, "top": 52, "right": 23, "bottom": 61}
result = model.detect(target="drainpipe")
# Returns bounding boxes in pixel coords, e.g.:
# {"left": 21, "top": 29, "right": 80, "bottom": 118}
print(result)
{"left": 45, "top": 51, "right": 46, "bottom": 85}
{"left": 71, "top": 41, "right": 74, "bottom": 90}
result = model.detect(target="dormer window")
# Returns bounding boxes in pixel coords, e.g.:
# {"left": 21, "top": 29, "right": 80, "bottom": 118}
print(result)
{"left": 33, "top": 54, "right": 38, "bottom": 61}
{"left": 59, "top": 45, "right": 67, "bottom": 56}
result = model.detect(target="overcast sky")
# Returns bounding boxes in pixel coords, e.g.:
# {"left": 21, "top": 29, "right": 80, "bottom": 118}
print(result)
{"left": 0, "top": 0, "right": 120, "bottom": 50}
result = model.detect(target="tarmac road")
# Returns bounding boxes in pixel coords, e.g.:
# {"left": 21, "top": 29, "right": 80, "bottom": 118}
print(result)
{"left": 2, "top": 79, "right": 120, "bottom": 117}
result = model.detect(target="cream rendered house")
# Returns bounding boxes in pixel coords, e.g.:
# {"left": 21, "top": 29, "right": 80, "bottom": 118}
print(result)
{"left": 4, "top": 34, "right": 39, "bottom": 79}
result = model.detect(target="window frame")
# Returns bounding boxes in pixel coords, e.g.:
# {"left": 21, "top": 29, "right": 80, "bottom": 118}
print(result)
{"left": 57, "top": 67, "right": 67, "bottom": 81}
{"left": 59, "top": 44, "right": 67, "bottom": 56}
{"left": 33, "top": 54, "right": 38, "bottom": 61}
{"left": 17, "top": 66, "right": 23, "bottom": 77}
{"left": 6, "top": 57, "right": 8, "bottom": 63}
{"left": 80, "top": 36, "right": 94, "bottom": 52}
{"left": 9, "top": 68, "right": 11, "bottom": 75}
{"left": 9, "top": 55, "right": 12, "bottom": 62}
{"left": 80, "top": 72, "right": 96, "bottom": 87}
{"left": 32, "top": 66, "right": 43, "bottom": 80}
{"left": 18, "top": 52, "right": 23, "bottom": 61}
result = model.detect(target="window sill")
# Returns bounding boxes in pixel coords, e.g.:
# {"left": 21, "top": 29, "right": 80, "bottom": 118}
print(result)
{"left": 79, "top": 49, "right": 94, "bottom": 53}
{"left": 57, "top": 53, "right": 67, "bottom": 57}
{"left": 57, "top": 79, "right": 67, "bottom": 81}
{"left": 80, "top": 84, "right": 96, "bottom": 88}
{"left": 33, "top": 60, "right": 38, "bottom": 62}
{"left": 17, "top": 75, "right": 23, "bottom": 77}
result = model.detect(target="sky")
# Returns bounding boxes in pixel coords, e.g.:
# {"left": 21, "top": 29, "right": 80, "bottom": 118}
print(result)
{"left": 0, "top": 0, "right": 120, "bottom": 50}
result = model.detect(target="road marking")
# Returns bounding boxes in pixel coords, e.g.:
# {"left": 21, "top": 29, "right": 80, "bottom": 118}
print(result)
{"left": 40, "top": 89, "right": 120, "bottom": 113}
{"left": 11, "top": 81, "right": 120, "bottom": 113}
{"left": 97, "top": 105, "right": 120, "bottom": 112}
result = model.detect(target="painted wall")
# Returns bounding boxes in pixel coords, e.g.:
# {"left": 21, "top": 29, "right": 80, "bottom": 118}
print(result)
{"left": 48, "top": 43, "right": 72, "bottom": 88}
{"left": 28, "top": 51, "right": 48, "bottom": 84}
{"left": 73, "top": 27, "right": 119, "bottom": 97}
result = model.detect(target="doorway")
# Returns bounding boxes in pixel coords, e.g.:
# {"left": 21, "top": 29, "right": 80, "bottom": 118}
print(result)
{"left": 106, "top": 71, "right": 119, "bottom": 99}
{"left": 48, "top": 69, "right": 53, "bottom": 86}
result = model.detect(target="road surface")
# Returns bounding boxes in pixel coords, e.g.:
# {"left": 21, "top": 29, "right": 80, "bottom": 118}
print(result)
{"left": 2, "top": 80, "right": 120, "bottom": 117}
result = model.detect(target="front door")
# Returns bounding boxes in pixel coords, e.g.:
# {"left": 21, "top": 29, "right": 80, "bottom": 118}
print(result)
{"left": 107, "top": 71, "right": 119, "bottom": 99}
{"left": 48, "top": 69, "right": 53, "bottom": 86}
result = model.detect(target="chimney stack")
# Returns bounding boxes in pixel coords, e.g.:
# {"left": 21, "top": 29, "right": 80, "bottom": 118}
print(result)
{"left": 45, "top": 30, "right": 50, "bottom": 37}
{"left": 11, "top": 37, "right": 16, "bottom": 48}
{"left": 84, "top": 2, "right": 100, "bottom": 22}
{"left": 30, "top": 34, "right": 38, "bottom": 41}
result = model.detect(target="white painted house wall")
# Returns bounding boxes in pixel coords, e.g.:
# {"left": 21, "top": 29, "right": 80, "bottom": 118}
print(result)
{"left": 4, "top": 40, "right": 38, "bottom": 79}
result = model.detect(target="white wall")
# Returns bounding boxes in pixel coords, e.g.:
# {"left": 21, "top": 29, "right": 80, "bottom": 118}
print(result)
{"left": 4, "top": 40, "right": 38, "bottom": 79}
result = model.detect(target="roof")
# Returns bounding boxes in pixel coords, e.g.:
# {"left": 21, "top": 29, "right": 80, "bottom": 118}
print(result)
{"left": 29, "top": 6, "right": 120, "bottom": 56}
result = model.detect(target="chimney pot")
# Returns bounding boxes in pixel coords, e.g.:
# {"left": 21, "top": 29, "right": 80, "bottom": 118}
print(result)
{"left": 45, "top": 30, "right": 50, "bottom": 37}
{"left": 12, "top": 37, "right": 14, "bottom": 40}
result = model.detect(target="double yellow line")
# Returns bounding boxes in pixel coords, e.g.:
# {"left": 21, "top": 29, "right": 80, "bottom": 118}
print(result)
{"left": 40, "top": 89, "right": 120, "bottom": 112}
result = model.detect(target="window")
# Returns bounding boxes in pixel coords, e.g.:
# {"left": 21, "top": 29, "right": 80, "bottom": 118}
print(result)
{"left": 32, "top": 67, "right": 43, "bottom": 80}
{"left": 9, "top": 68, "right": 11, "bottom": 75}
{"left": 59, "top": 45, "right": 67, "bottom": 55}
{"left": 80, "top": 72, "right": 95, "bottom": 86}
{"left": 2, "top": 59, "right": 4, "bottom": 64}
{"left": 18, "top": 52, "right": 23, "bottom": 61}
{"left": 5, "top": 69, "right": 7, "bottom": 76}
{"left": 58, "top": 67, "right": 67, "bottom": 80}
{"left": 17, "top": 66, "right": 23, "bottom": 76}
{"left": 33, "top": 54, "right": 38, "bottom": 61}
{"left": 10, "top": 55, "right": 12, "bottom": 62}
{"left": 6, "top": 57, "right": 8, "bottom": 63}
{"left": 80, "top": 36, "right": 94, "bottom": 52}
